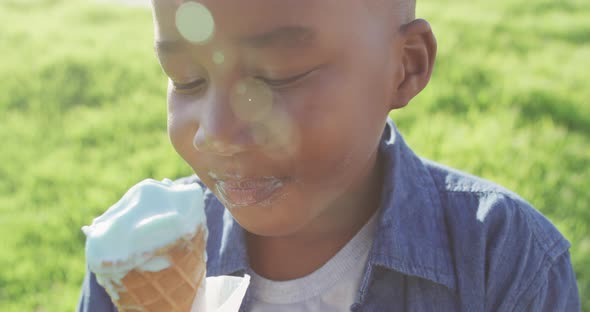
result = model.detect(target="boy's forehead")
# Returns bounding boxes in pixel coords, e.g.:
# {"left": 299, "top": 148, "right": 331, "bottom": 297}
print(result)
{"left": 154, "top": 1, "right": 318, "bottom": 30}
{"left": 151, "top": 0, "right": 363, "bottom": 42}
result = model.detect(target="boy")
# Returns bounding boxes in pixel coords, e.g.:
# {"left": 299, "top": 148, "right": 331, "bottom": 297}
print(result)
{"left": 78, "top": 0, "right": 580, "bottom": 311}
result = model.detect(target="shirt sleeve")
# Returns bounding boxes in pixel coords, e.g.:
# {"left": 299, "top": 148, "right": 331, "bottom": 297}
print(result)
{"left": 520, "top": 251, "right": 580, "bottom": 312}
{"left": 77, "top": 267, "right": 117, "bottom": 312}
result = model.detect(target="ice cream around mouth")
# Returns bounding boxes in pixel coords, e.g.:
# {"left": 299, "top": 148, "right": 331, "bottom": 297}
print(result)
{"left": 81, "top": 178, "right": 206, "bottom": 302}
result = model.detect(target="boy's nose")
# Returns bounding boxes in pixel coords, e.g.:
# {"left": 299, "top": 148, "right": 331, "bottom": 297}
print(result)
{"left": 193, "top": 123, "right": 251, "bottom": 157}
{"left": 193, "top": 96, "right": 249, "bottom": 156}
{"left": 193, "top": 79, "right": 272, "bottom": 156}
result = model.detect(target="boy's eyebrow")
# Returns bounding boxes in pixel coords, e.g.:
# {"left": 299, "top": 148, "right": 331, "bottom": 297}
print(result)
{"left": 155, "top": 25, "right": 315, "bottom": 54}
{"left": 237, "top": 25, "right": 316, "bottom": 49}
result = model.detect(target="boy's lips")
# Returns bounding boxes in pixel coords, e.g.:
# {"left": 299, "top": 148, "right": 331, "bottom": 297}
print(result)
{"left": 213, "top": 176, "right": 286, "bottom": 207}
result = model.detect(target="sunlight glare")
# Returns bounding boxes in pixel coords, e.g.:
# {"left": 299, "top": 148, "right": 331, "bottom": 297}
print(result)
{"left": 175, "top": 2, "right": 215, "bottom": 44}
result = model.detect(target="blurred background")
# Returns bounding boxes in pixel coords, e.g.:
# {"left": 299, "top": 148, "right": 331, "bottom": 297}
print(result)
{"left": 0, "top": 0, "right": 587, "bottom": 310}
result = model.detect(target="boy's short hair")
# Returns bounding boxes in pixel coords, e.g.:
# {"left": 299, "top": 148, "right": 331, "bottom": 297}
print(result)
{"left": 393, "top": 0, "right": 416, "bottom": 23}
{"left": 368, "top": 0, "right": 417, "bottom": 25}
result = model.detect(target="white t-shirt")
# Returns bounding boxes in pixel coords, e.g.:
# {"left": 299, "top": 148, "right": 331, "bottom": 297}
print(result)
{"left": 247, "top": 211, "right": 379, "bottom": 312}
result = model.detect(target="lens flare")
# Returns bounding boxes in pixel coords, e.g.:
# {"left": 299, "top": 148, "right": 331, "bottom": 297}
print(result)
{"left": 212, "top": 51, "right": 225, "bottom": 65}
{"left": 175, "top": 2, "right": 215, "bottom": 44}
{"left": 252, "top": 109, "right": 300, "bottom": 160}
{"left": 229, "top": 78, "right": 273, "bottom": 123}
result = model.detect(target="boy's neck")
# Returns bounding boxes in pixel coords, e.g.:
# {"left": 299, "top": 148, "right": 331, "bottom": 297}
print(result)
{"left": 246, "top": 150, "right": 384, "bottom": 281}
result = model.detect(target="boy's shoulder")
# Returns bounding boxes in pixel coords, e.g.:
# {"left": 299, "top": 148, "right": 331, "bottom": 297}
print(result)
{"left": 421, "top": 157, "right": 568, "bottom": 255}
{"left": 414, "top": 157, "right": 573, "bottom": 309}
{"left": 371, "top": 121, "right": 576, "bottom": 309}
{"left": 376, "top": 120, "right": 569, "bottom": 259}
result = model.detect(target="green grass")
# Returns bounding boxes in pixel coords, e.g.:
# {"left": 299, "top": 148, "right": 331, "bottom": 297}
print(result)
{"left": 0, "top": 0, "right": 588, "bottom": 310}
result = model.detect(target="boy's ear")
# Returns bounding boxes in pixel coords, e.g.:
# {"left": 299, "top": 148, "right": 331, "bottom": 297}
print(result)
{"left": 391, "top": 19, "right": 437, "bottom": 110}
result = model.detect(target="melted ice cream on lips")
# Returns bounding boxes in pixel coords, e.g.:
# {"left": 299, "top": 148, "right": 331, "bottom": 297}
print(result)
{"left": 82, "top": 178, "right": 206, "bottom": 298}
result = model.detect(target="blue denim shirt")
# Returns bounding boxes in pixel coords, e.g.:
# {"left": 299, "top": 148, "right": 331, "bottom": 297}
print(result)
{"left": 78, "top": 119, "right": 580, "bottom": 311}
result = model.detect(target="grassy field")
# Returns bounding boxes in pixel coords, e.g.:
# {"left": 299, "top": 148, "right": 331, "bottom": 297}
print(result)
{"left": 0, "top": 0, "right": 588, "bottom": 310}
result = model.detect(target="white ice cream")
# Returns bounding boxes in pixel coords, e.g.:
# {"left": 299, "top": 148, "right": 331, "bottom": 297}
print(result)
{"left": 82, "top": 178, "right": 206, "bottom": 299}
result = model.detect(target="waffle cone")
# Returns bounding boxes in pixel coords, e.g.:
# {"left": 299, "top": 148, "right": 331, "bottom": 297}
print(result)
{"left": 112, "top": 226, "right": 207, "bottom": 312}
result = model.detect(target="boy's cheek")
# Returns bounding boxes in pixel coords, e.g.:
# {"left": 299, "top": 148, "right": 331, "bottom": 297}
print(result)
{"left": 167, "top": 113, "right": 200, "bottom": 167}
{"left": 167, "top": 88, "right": 202, "bottom": 117}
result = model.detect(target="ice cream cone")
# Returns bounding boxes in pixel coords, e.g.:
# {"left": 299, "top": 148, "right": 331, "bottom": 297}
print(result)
{"left": 83, "top": 179, "right": 209, "bottom": 311}
{"left": 110, "top": 226, "right": 207, "bottom": 312}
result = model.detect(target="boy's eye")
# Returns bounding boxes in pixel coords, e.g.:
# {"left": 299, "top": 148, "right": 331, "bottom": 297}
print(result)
{"left": 258, "top": 69, "right": 313, "bottom": 88}
{"left": 170, "top": 69, "right": 314, "bottom": 93}
{"left": 172, "top": 78, "right": 206, "bottom": 92}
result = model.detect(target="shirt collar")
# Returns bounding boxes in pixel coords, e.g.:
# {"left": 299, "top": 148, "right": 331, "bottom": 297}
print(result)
{"left": 370, "top": 118, "right": 456, "bottom": 290}
{"left": 209, "top": 118, "right": 456, "bottom": 290}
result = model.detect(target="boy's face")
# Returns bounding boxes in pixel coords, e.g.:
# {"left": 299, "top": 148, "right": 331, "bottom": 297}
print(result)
{"left": 152, "top": 0, "right": 402, "bottom": 236}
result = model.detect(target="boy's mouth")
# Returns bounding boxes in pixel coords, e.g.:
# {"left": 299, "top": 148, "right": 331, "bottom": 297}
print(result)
{"left": 212, "top": 175, "right": 286, "bottom": 207}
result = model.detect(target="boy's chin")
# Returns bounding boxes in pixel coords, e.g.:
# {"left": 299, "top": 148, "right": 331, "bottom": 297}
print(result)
{"left": 225, "top": 188, "right": 349, "bottom": 238}
{"left": 233, "top": 213, "right": 306, "bottom": 238}
{"left": 229, "top": 205, "right": 314, "bottom": 238}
